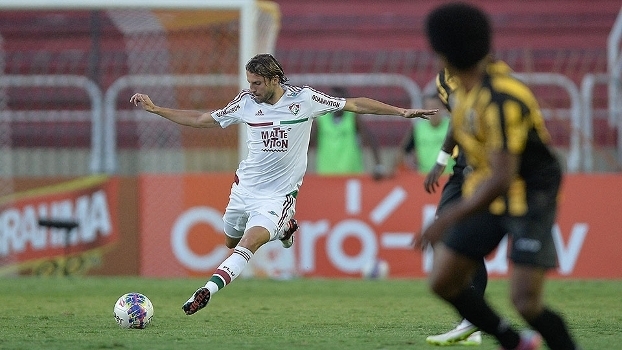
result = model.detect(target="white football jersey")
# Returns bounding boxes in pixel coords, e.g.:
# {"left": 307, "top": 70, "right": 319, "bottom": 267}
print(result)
{"left": 211, "top": 85, "right": 346, "bottom": 197}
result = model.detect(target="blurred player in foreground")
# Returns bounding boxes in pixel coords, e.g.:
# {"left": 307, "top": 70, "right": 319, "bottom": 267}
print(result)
{"left": 421, "top": 70, "right": 488, "bottom": 346}
{"left": 131, "top": 53, "right": 437, "bottom": 316}
{"left": 416, "top": 3, "right": 580, "bottom": 350}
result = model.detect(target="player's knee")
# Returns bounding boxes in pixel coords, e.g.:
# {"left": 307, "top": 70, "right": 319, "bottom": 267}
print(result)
{"left": 225, "top": 236, "right": 239, "bottom": 249}
{"left": 511, "top": 294, "right": 541, "bottom": 321}
{"left": 429, "top": 276, "right": 456, "bottom": 300}
{"left": 223, "top": 224, "right": 243, "bottom": 249}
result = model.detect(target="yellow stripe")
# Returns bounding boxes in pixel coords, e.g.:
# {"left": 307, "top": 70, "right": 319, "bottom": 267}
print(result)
{"left": 0, "top": 244, "right": 115, "bottom": 276}
{"left": 153, "top": 10, "right": 238, "bottom": 31}
{"left": 0, "top": 175, "right": 109, "bottom": 206}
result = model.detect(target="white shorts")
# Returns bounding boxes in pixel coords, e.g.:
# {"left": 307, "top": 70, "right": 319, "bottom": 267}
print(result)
{"left": 222, "top": 183, "right": 296, "bottom": 241}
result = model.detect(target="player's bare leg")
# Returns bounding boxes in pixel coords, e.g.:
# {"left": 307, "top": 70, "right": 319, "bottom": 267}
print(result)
{"left": 510, "top": 265, "right": 577, "bottom": 349}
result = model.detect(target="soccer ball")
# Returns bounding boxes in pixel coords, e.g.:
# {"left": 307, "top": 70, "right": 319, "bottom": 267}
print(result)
{"left": 360, "top": 259, "right": 390, "bottom": 279}
{"left": 113, "top": 292, "right": 154, "bottom": 329}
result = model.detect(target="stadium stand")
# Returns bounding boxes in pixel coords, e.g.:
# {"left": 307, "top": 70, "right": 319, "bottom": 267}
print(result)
{"left": 0, "top": 1, "right": 620, "bottom": 170}
{"left": 273, "top": 0, "right": 621, "bottom": 149}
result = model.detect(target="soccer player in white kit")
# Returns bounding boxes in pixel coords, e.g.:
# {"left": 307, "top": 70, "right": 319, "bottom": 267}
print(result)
{"left": 130, "top": 53, "right": 438, "bottom": 315}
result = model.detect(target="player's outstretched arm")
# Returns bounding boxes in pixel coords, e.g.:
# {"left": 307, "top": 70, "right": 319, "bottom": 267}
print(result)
{"left": 344, "top": 97, "right": 437, "bottom": 119}
{"left": 130, "top": 93, "right": 219, "bottom": 128}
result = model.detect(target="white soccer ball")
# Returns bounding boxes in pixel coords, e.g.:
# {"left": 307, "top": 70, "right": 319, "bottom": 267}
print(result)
{"left": 113, "top": 292, "right": 154, "bottom": 329}
{"left": 361, "top": 259, "right": 390, "bottom": 279}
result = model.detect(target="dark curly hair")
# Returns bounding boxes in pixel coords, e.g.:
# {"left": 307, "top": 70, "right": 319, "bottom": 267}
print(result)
{"left": 245, "top": 53, "right": 288, "bottom": 84}
{"left": 425, "top": 2, "right": 491, "bottom": 70}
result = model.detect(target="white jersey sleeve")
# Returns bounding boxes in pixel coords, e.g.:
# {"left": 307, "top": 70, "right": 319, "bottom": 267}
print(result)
{"left": 302, "top": 85, "right": 346, "bottom": 119}
{"left": 210, "top": 90, "right": 252, "bottom": 128}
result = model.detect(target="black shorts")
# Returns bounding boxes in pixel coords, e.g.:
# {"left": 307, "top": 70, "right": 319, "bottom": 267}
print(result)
{"left": 437, "top": 151, "right": 468, "bottom": 213}
{"left": 442, "top": 187, "right": 560, "bottom": 269}
{"left": 437, "top": 172, "right": 463, "bottom": 214}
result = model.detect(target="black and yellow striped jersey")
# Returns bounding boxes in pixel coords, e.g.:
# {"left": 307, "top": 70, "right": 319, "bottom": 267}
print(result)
{"left": 451, "top": 60, "right": 561, "bottom": 216}
{"left": 435, "top": 68, "right": 463, "bottom": 166}
{"left": 436, "top": 68, "right": 458, "bottom": 112}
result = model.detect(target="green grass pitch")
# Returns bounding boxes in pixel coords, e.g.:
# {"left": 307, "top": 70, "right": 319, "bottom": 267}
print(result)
{"left": 0, "top": 277, "right": 619, "bottom": 349}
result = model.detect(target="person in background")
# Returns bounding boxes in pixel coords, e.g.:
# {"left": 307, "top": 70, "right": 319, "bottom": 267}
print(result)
{"left": 393, "top": 93, "right": 454, "bottom": 174}
{"left": 131, "top": 53, "right": 437, "bottom": 317}
{"left": 416, "top": 3, "right": 580, "bottom": 350}
{"left": 312, "top": 86, "right": 386, "bottom": 180}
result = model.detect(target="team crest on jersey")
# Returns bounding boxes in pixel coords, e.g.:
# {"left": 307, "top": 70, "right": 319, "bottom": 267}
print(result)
{"left": 289, "top": 103, "right": 300, "bottom": 115}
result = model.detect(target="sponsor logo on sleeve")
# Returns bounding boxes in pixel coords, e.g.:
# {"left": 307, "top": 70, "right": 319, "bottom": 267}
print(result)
{"left": 312, "top": 95, "right": 340, "bottom": 108}
{"left": 215, "top": 104, "right": 240, "bottom": 118}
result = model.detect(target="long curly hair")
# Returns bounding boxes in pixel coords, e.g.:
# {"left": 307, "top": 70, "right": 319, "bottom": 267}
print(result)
{"left": 245, "top": 53, "right": 288, "bottom": 84}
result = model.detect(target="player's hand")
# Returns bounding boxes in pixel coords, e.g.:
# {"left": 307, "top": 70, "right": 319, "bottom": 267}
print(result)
{"left": 424, "top": 163, "right": 446, "bottom": 193}
{"left": 402, "top": 108, "right": 438, "bottom": 120}
{"left": 130, "top": 93, "right": 157, "bottom": 113}
{"left": 413, "top": 216, "right": 448, "bottom": 250}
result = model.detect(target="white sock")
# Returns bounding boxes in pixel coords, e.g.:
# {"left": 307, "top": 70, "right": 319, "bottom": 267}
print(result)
{"left": 204, "top": 246, "right": 253, "bottom": 295}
